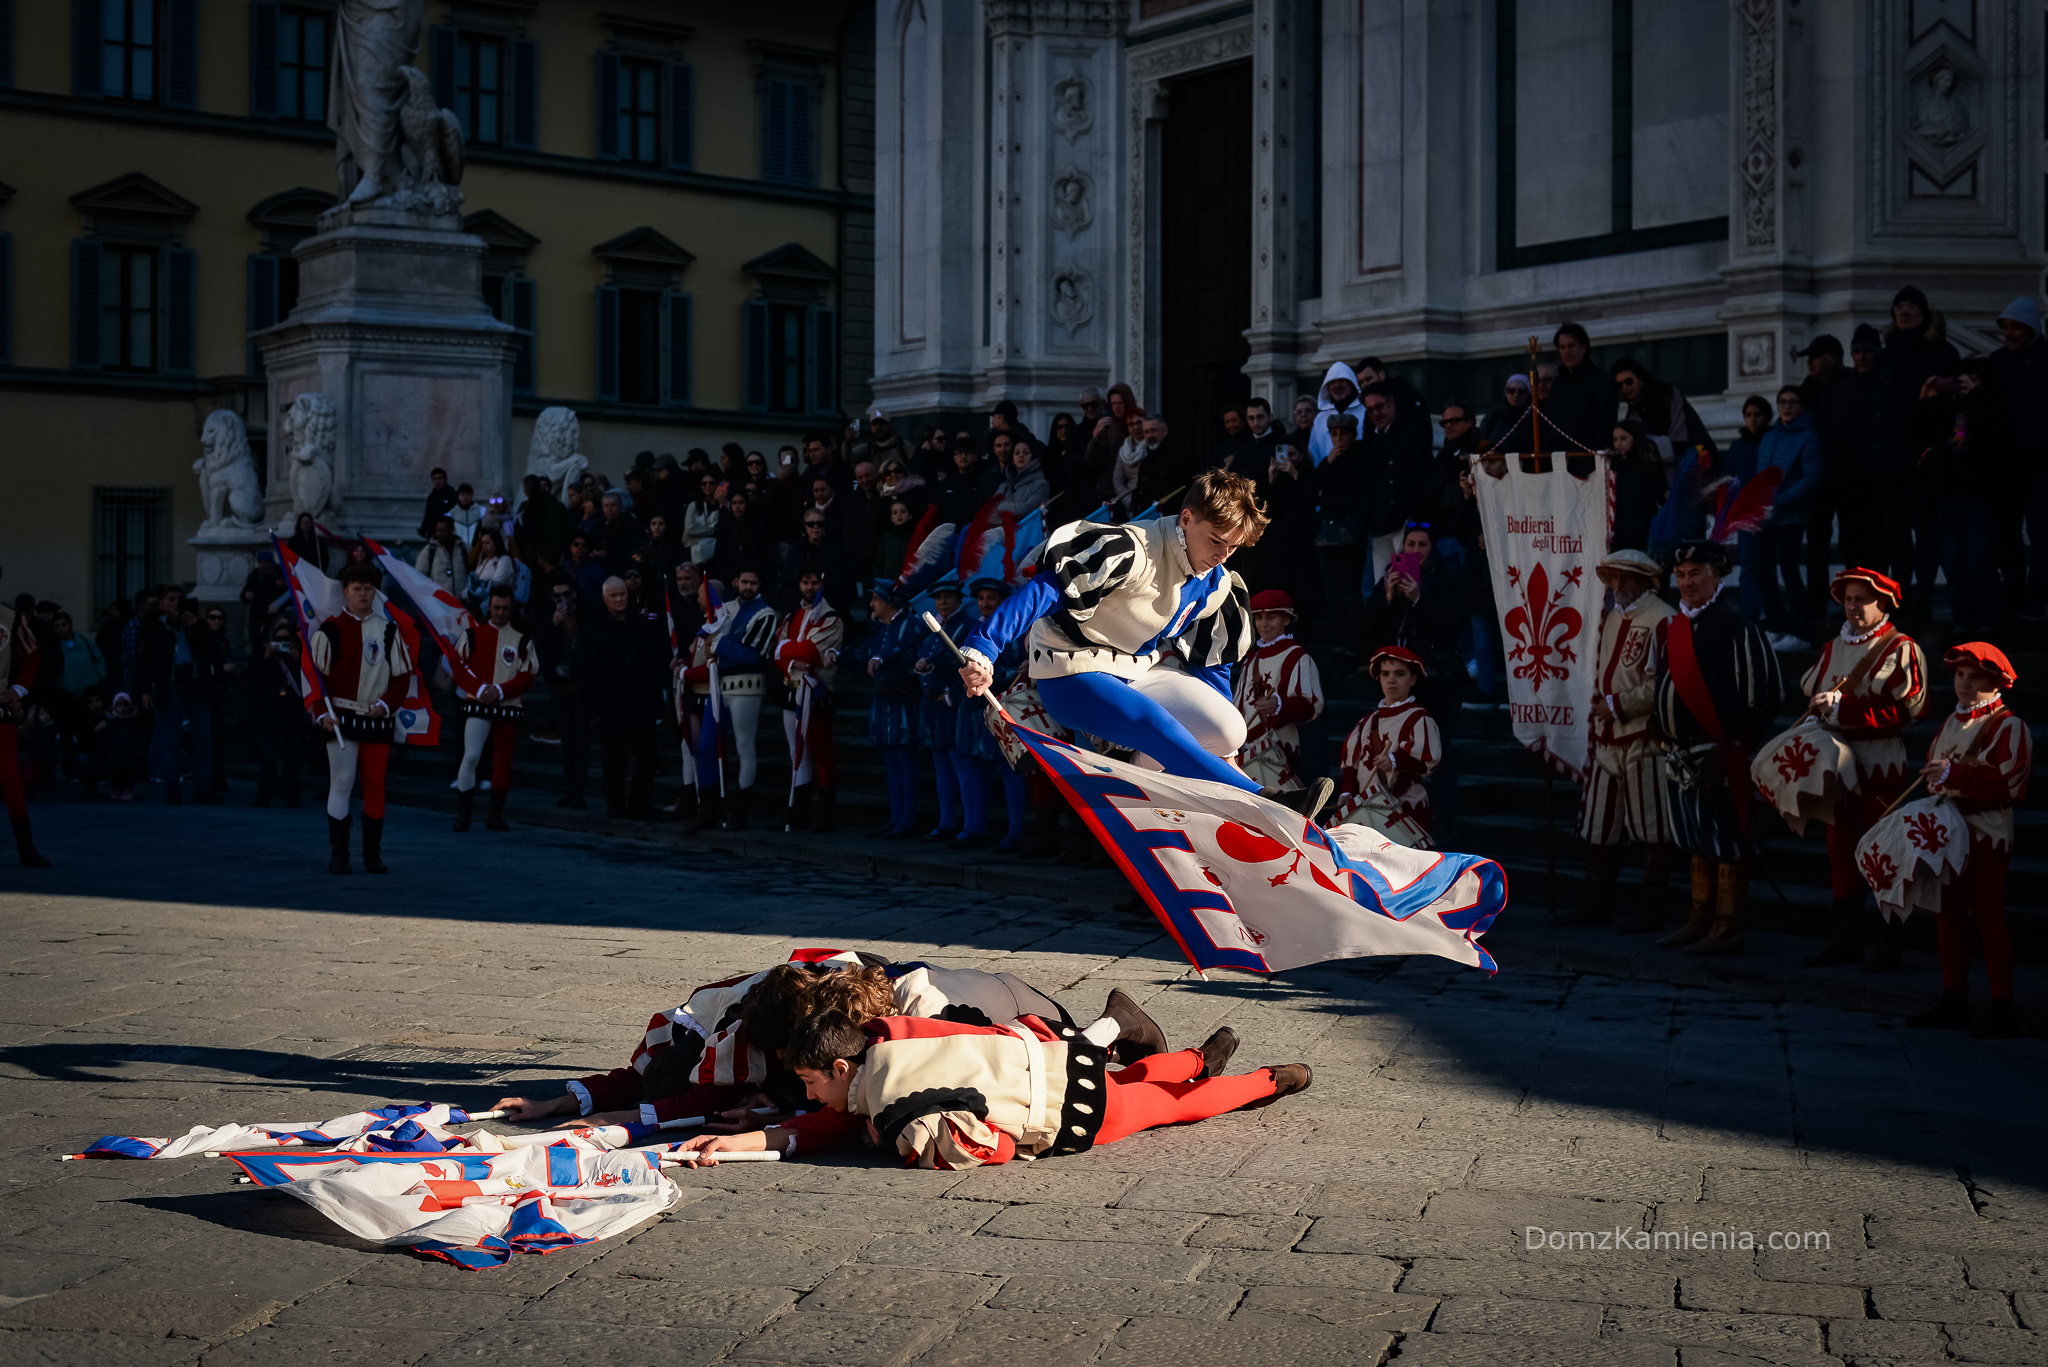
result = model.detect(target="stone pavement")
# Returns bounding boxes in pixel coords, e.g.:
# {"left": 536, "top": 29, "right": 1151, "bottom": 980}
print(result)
{"left": 2, "top": 801, "right": 2045, "bottom": 1367}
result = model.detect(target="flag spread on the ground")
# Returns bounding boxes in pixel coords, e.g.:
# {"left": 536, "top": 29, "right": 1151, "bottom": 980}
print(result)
{"left": 273, "top": 537, "right": 441, "bottom": 746}
{"left": 365, "top": 535, "right": 476, "bottom": 691}
{"left": 1006, "top": 720, "right": 1506, "bottom": 974}
{"left": 228, "top": 1133, "right": 681, "bottom": 1269}
{"left": 72, "top": 1104, "right": 479, "bottom": 1160}
{"left": 1468, "top": 458, "right": 1609, "bottom": 781}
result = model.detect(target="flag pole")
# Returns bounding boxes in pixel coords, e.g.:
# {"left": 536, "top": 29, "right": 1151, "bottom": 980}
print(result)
{"left": 919, "top": 612, "right": 1014, "bottom": 725}
{"left": 1525, "top": 335, "right": 1559, "bottom": 917}
{"left": 275, "top": 535, "right": 347, "bottom": 751}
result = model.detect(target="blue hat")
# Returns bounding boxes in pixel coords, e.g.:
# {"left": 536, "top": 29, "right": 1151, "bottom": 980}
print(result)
{"left": 1998, "top": 296, "right": 2043, "bottom": 339}
{"left": 869, "top": 581, "right": 911, "bottom": 608}
{"left": 968, "top": 577, "right": 1011, "bottom": 597}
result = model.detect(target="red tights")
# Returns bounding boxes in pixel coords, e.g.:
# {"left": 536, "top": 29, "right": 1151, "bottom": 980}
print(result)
{"left": 1096, "top": 1048, "right": 1276, "bottom": 1147}
{"left": 0, "top": 725, "right": 24, "bottom": 818}
{"left": 1938, "top": 838, "right": 2013, "bottom": 1000}
{"left": 1825, "top": 778, "right": 1902, "bottom": 900}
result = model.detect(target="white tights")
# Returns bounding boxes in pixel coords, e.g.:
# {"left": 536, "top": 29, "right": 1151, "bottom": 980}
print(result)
{"left": 455, "top": 717, "right": 492, "bottom": 791}
{"left": 723, "top": 692, "right": 763, "bottom": 789}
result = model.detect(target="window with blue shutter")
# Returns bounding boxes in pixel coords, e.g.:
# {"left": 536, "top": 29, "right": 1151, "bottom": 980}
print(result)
{"left": 509, "top": 35, "right": 537, "bottom": 150}
{"left": 810, "top": 305, "right": 835, "bottom": 414}
{"left": 247, "top": 252, "right": 279, "bottom": 374}
{"left": 164, "top": 245, "right": 195, "bottom": 374}
{"left": 248, "top": 0, "right": 277, "bottom": 115}
{"left": 71, "top": 239, "right": 103, "bottom": 369}
{"left": 594, "top": 50, "right": 621, "bottom": 159}
{"left": 665, "top": 61, "right": 693, "bottom": 170}
{"left": 263, "top": 5, "right": 327, "bottom": 122}
{"left": 74, "top": 0, "right": 104, "bottom": 97}
{"left": 762, "top": 77, "right": 817, "bottom": 185}
{"left": 164, "top": 0, "right": 195, "bottom": 107}
{"left": 508, "top": 275, "right": 536, "bottom": 395}
{"left": 595, "top": 284, "right": 620, "bottom": 401}
{"left": 743, "top": 299, "right": 769, "bottom": 411}
{"left": 660, "top": 290, "right": 689, "bottom": 406}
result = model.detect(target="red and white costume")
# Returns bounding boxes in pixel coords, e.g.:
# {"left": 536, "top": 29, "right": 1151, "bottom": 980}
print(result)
{"left": 1578, "top": 581, "right": 1674, "bottom": 847}
{"left": 1921, "top": 659, "right": 2030, "bottom": 1004}
{"left": 309, "top": 608, "right": 413, "bottom": 820}
{"left": 1799, "top": 570, "right": 1929, "bottom": 899}
{"left": 1233, "top": 632, "right": 1324, "bottom": 790}
{"left": 1335, "top": 695, "right": 1441, "bottom": 847}
{"left": 1, "top": 612, "right": 39, "bottom": 821}
{"left": 775, "top": 596, "right": 845, "bottom": 793}
{"left": 452, "top": 620, "right": 538, "bottom": 797}
{"left": 785, "top": 1015, "right": 1281, "bottom": 1170}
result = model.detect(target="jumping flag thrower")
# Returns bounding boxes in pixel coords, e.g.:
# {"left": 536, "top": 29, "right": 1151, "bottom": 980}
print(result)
{"left": 918, "top": 615, "right": 1506, "bottom": 976}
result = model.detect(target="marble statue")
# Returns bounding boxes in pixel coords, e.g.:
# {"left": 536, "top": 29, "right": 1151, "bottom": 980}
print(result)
{"left": 194, "top": 411, "right": 265, "bottom": 532}
{"left": 1912, "top": 67, "right": 1970, "bottom": 148}
{"left": 330, "top": 0, "right": 463, "bottom": 211}
{"left": 526, "top": 407, "right": 589, "bottom": 489}
{"left": 278, "top": 393, "right": 340, "bottom": 531}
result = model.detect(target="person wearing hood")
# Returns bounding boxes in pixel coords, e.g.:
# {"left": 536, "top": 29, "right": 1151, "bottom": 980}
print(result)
{"left": 1306, "top": 362, "right": 1368, "bottom": 466}
{"left": 1872, "top": 285, "right": 1960, "bottom": 605}
{"left": 1983, "top": 297, "right": 2047, "bottom": 619}
{"left": 1754, "top": 386, "right": 1824, "bottom": 650}
{"left": 1000, "top": 431, "right": 1052, "bottom": 515}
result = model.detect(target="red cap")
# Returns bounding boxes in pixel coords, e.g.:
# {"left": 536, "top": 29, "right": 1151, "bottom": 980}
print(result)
{"left": 1248, "top": 589, "right": 1296, "bottom": 615}
{"left": 1829, "top": 566, "right": 1903, "bottom": 612}
{"left": 1369, "top": 645, "right": 1427, "bottom": 678}
{"left": 1942, "top": 642, "right": 2016, "bottom": 690}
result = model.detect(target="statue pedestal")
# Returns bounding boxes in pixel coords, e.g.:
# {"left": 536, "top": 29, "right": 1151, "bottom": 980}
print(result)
{"left": 188, "top": 526, "right": 272, "bottom": 653}
{"left": 255, "top": 204, "right": 517, "bottom": 541}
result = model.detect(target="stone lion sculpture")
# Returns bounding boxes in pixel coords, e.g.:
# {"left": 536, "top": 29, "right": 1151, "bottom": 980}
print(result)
{"left": 275, "top": 392, "right": 340, "bottom": 532}
{"left": 194, "top": 410, "right": 264, "bottom": 532}
{"left": 526, "top": 407, "right": 588, "bottom": 489}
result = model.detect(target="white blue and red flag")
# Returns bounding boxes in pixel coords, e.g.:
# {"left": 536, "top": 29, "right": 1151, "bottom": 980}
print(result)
{"left": 274, "top": 538, "right": 441, "bottom": 746}
{"left": 69, "top": 1104, "right": 481, "bottom": 1161}
{"left": 1005, "top": 722, "right": 1506, "bottom": 974}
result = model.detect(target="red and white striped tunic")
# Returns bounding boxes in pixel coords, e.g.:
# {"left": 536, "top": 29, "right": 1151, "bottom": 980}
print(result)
{"left": 1925, "top": 698, "right": 2032, "bottom": 851}
{"left": 308, "top": 611, "right": 411, "bottom": 717}
{"left": 1233, "top": 636, "right": 1324, "bottom": 789}
{"left": 1337, "top": 699, "right": 1441, "bottom": 834}
{"left": 454, "top": 621, "right": 538, "bottom": 706}
{"left": 775, "top": 600, "right": 846, "bottom": 689}
{"left": 1798, "top": 620, "right": 1929, "bottom": 783}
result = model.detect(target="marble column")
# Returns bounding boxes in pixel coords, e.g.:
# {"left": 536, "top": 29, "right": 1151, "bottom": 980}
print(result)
{"left": 1242, "top": 0, "right": 1307, "bottom": 410}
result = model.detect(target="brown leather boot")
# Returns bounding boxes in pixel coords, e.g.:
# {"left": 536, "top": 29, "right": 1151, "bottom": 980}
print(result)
{"left": 1554, "top": 844, "right": 1619, "bottom": 926}
{"left": 1102, "top": 989, "right": 1169, "bottom": 1065}
{"left": 1242, "top": 1063, "right": 1313, "bottom": 1109}
{"left": 1619, "top": 842, "right": 1672, "bottom": 934}
{"left": 1658, "top": 856, "right": 1717, "bottom": 947}
{"left": 1197, "top": 1027, "right": 1240, "bottom": 1079}
{"left": 1686, "top": 861, "right": 1748, "bottom": 955}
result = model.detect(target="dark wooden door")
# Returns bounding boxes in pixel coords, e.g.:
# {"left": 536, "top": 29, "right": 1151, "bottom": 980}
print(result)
{"left": 1159, "top": 62, "right": 1253, "bottom": 471}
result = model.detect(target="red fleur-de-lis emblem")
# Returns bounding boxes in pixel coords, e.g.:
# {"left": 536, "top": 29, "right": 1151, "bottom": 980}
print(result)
{"left": 1859, "top": 847, "right": 1898, "bottom": 892}
{"left": 1502, "top": 562, "right": 1584, "bottom": 689}
{"left": 1903, "top": 812, "right": 1947, "bottom": 853}
{"left": 1775, "top": 737, "right": 1818, "bottom": 783}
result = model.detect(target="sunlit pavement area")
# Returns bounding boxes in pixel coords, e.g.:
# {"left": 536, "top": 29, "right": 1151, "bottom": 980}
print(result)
{"left": 2, "top": 801, "right": 2045, "bottom": 1366}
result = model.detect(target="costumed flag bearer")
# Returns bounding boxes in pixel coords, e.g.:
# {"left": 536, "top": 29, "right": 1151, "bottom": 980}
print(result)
{"left": 863, "top": 583, "right": 924, "bottom": 837}
{"left": 1232, "top": 590, "right": 1324, "bottom": 792}
{"left": 310, "top": 561, "right": 415, "bottom": 875}
{"left": 916, "top": 581, "right": 974, "bottom": 843}
{"left": 1795, "top": 568, "right": 1928, "bottom": 970}
{"left": 775, "top": 569, "right": 845, "bottom": 834}
{"left": 1899, "top": 644, "right": 2030, "bottom": 1038}
{"left": 1333, "top": 646, "right": 1441, "bottom": 848}
{"left": 962, "top": 578, "right": 1030, "bottom": 853}
{"left": 1652, "top": 541, "right": 1785, "bottom": 957}
{"left": 712, "top": 569, "right": 778, "bottom": 832}
{"left": 449, "top": 584, "right": 538, "bottom": 834}
{"left": 1, "top": 601, "right": 50, "bottom": 867}
{"left": 956, "top": 470, "right": 1332, "bottom": 820}
{"left": 1568, "top": 549, "right": 1677, "bottom": 933}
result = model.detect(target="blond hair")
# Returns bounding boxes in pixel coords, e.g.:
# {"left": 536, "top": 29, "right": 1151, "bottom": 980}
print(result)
{"left": 1184, "top": 469, "right": 1270, "bottom": 545}
{"left": 810, "top": 965, "right": 899, "bottom": 1025}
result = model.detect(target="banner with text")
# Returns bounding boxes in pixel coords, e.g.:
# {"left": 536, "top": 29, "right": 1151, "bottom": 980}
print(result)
{"left": 1471, "top": 460, "right": 1611, "bottom": 782}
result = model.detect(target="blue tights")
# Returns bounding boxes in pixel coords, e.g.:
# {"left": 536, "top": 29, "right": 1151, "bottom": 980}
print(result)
{"left": 1037, "top": 672, "right": 1259, "bottom": 794}
{"left": 996, "top": 761, "right": 1028, "bottom": 844}
{"left": 929, "top": 746, "right": 964, "bottom": 833}
{"left": 882, "top": 745, "right": 918, "bottom": 829}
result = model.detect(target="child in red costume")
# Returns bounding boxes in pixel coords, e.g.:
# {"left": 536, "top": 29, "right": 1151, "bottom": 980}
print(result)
{"left": 1334, "top": 647, "right": 1441, "bottom": 846}
{"left": 1904, "top": 643, "right": 2031, "bottom": 1039}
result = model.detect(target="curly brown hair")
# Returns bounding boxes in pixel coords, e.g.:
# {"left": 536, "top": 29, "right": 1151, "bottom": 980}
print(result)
{"left": 735, "top": 964, "right": 823, "bottom": 1054}
{"left": 809, "top": 966, "right": 899, "bottom": 1025}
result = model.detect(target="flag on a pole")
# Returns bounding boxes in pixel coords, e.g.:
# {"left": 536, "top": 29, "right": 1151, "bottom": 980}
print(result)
{"left": 1007, "top": 722, "right": 1505, "bottom": 975}
{"left": 274, "top": 536, "right": 440, "bottom": 747}
{"left": 956, "top": 495, "right": 1020, "bottom": 586}
{"left": 897, "top": 506, "right": 961, "bottom": 596}
{"left": 366, "top": 536, "right": 474, "bottom": 685}
{"left": 1468, "top": 458, "right": 1610, "bottom": 780}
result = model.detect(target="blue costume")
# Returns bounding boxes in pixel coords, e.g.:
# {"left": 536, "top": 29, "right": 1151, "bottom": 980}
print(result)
{"left": 917, "top": 599, "right": 976, "bottom": 840}
{"left": 961, "top": 612, "right": 1032, "bottom": 853}
{"left": 862, "top": 603, "right": 923, "bottom": 835}
{"left": 961, "top": 517, "right": 1256, "bottom": 794}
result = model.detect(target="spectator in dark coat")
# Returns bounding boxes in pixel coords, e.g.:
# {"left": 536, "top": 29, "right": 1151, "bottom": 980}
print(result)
{"left": 1355, "top": 384, "right": 1435, "bottom": 580}
{"left": 1753, "top": 388, "right": 1824, "bottom": 648}
{"left": 1983, "top": 298, "right": 2048, "bottom": 618}
{"left": 1825, "top": 327, "right": 1889, "bottom": 573}
{"left": 123, "top": 585, "right": 226, "bottom": 805}
{"left": 1608, "top": 418, "right": 1667, "bottom": 555}
{"left": 1544, "top": 323, "right": 1620, "bottom": 453}
{"left": 1918, "top": 359, "right": 2008, "bottom": 636}
{"left": 417, "top": 468, "right": 457, "bottom": 538}
{"left": 1870, "top": 285, "right": 1961, "bottom": 604}
{"left": 579, "top": 576, "right": 667, "bottom": 818}
{"left": 1481, "top": 374, "right": 1534, "bottom": 451}
{"left": 1794, "top": 334, "right": 1857, "bottom": 620}
{"left": 791, "top": 510, "right": 856, "bottom": 613}
{"left": 250, "top": 614, "right": 309, "bottom": 808}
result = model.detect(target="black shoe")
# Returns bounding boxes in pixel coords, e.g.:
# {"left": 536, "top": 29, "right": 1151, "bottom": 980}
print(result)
{"left": 952, "top": 831, "right": 995, "bottom": 851}
{"left": 1970, "top": 1000, "right": 2022, "bottom": 1040}
{"left": 453, "top": 789, "right": 475, "bottom": 833}
{"left": 327, "top": 816, "right": 352, "bottom": 876}
{"left": 1262, "top": 779, "right": 1334, "bottom": 823}
{"left": 1803, "top": 899, "right": 1862, "bottom": 968}
{"left": 923, "top": 826, "right": 960, "bottom": 844}
{"left": 1197, "top": 1027, "right": 1240, "bottom": 1079}
{"left": 1241, "top": 1063, "right": 1313, "bottom": 1110}
{"left": 723, "top": 789, "right": 750, "bottom": 832}
{"left": 1102, "top": 989, "right": 1169, "bottom": 1066}
{"left": 1905, "top": 991, "right": 1969, "bottom": 1030}
{"left": 253, "top": 795, "right": 273, "bottom": 809}
{"left": 1861, "top": 916, "right": 1902, "bottom": 973}
{"left": 12, "top": 815, "right": 50, "bottom": 869}
{"left": 485, "top": 789, "right": 510, "bottom": 832}
{"left": 810, "top": 789, "right": 837, "bottom": 834}
{"left": 165, "top": 785, "right": 182, "bottom": 806}
{"left": 360, "top": 816, "right": 388, "bottom": 875}
{"left": 193, "top": 791, "right": 222, "bottom": 806}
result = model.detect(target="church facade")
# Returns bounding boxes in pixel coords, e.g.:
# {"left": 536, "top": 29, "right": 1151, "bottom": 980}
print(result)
{"left": 871, "top": 0, "right": 2044, "bottom": 441}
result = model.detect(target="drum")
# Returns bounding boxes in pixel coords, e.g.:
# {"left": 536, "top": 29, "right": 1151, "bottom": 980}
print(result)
{"left": 460, "top": 700, "right": 524, "bottom": 723}
{"left": 1750, "top": 719, "right": 1859, "bottom": 836}
{"left": 1855, "top": 797, "right": 1969, "bottom": 922}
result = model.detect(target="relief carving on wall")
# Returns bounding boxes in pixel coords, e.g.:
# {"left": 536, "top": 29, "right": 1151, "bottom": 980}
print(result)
{"left": 1050, "top": 264, "right": 1094, "bottom": 338}
{"left": 1051, "top": 168, "right": 1093, "bottom": 238}
{"left": 1052, "top": 72, "right": 1093, "bottom": 142}
{"left": 1737, "top": 0, "right": 1778, "bottom": 251}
